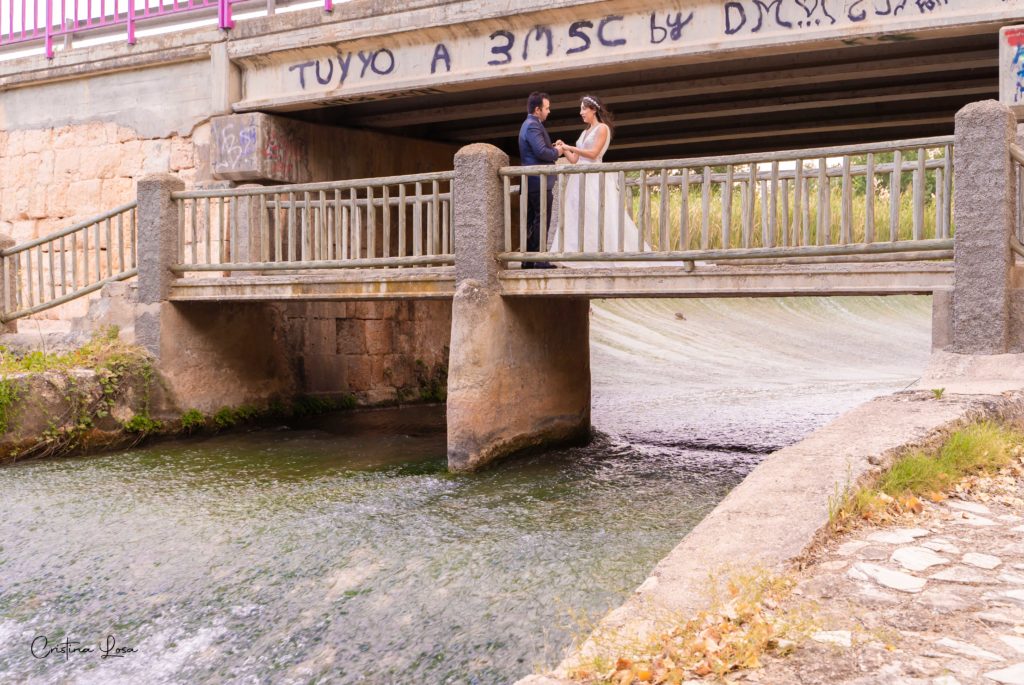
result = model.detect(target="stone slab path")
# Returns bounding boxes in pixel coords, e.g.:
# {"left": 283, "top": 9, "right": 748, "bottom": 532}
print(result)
{"left": 749, "top": 468, "right": 1024, "bottom": 685}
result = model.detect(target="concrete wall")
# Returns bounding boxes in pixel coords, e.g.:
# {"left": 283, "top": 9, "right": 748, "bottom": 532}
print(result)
{"left": 274, "top": 299, "right": 451, "bottom": 404}
{"left": 210, "top": 112, "right": 457, "bottom": 183}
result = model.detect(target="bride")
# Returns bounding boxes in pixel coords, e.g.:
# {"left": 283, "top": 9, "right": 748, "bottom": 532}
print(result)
{"left": 549, "top": 95, "right": 649, "bottom": 266}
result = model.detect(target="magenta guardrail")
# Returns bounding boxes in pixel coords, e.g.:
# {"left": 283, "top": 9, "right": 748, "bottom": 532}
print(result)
{"left": 1, "top": 0, "right": 333, "bottom": 59}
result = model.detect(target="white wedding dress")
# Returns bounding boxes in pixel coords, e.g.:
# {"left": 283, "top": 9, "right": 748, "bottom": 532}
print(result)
{"left": 547, "top": 124, "right": 650, "bottom": 266}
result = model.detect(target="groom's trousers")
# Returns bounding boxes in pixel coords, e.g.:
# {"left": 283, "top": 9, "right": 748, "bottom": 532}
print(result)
{"left": 526, "top": 187, "right": 553, "bottom": 254}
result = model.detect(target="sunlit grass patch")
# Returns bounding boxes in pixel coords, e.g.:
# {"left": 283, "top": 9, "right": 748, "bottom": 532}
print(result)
{"left": 829, "top": 421, "right": 1021, "bottom": 535}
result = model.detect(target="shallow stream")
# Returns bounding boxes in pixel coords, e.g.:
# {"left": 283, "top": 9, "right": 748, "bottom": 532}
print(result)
{"left": 0, "top": 297, "right": 932, "bottom": 684}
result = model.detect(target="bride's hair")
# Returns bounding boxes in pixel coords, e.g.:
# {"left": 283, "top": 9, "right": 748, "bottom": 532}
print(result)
{"left": 581, "top": 95, "right": 615, "bottom": 136}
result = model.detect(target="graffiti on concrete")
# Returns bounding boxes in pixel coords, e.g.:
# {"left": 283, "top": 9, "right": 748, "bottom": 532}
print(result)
{"left": 1004, "top": 26, "right": 1024, "bottom": 105}
{"left": 212, "top": 118, "right": 259, "bottom": 175}
{"left": 265, "top": 0, "right": 970, "bottom": 102}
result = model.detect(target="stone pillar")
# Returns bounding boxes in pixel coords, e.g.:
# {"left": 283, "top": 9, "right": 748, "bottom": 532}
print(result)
{"left": 0, "top": 234, "right": 17, "bottom": 334}
{"left": 951, "top": 101, "right": 1018, "bottom": 354}
{"left": 135, "top": 173, "right": 184, "bottom": 357}
{"left": 446, "top": 144, "right": 591, "bottom": 472}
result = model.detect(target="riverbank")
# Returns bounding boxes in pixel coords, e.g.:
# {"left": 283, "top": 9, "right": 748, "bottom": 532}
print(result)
{"left": 519, "top": 377, "right": 1024, "bottom": 685}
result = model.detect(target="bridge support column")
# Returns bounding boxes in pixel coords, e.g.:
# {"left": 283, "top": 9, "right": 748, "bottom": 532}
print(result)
{"left": 947, "top": 100, "right": 1020, "bottom": 354}
{"left": 446, "top": 144, "right": 591, "bottom": 472}
{"left": 134, "top": 174, "right": 294, "bottom": 411}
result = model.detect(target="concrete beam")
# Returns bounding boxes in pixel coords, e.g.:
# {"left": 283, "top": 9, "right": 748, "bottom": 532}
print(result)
{"left": 447, "top": 144, "right": 591, "bottom": 472}
{"left": 168, "top": 269, "right": 456, "bottom": 301}
{"left": 344, "top": 49, "right": 998, "bottom": 129}
{"left": 499, "top": 263, "right": 953, "bottom": 298}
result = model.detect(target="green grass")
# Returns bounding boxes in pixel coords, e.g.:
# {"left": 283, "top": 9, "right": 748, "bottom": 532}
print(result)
{"left": 829, "top": 421, "right": 1019, "bottom": 532}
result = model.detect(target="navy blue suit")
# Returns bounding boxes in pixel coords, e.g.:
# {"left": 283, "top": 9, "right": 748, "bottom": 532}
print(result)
{"left": 518, "top": 114, "right": 559, "bottom": 255}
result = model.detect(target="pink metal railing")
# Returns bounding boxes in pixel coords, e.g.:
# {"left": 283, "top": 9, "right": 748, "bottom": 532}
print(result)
{"left": 1, "top": 0, "right": 333, "bottom": 59}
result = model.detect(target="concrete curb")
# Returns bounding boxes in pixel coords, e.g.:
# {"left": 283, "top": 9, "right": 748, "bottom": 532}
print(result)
{"left": 514, "top": 385, "right": 1024, "bottom": 684}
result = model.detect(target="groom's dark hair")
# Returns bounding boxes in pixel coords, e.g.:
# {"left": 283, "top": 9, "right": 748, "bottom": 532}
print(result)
{"left": 526, "top": 91, "right": 550, "bottom": 115}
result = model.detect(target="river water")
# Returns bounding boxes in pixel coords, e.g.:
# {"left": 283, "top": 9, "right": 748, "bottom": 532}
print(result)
{"left": 0, "top": 297, "right": 931, "bottom": 685}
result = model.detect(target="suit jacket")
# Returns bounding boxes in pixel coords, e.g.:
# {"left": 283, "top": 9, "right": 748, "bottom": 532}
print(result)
{"left": 518, "top": 114, "right": 558, "bottom": 193}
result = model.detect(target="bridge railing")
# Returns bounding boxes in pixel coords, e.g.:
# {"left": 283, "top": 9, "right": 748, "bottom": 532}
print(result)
{"left": 1012, "top": 144, "right": 1024, "bottom": 259}
{"left": 1, "top": 0, "right": 333, "bottom": 59}
{"left": 0, "top": 201, "right": 137, "bottom": 322}
{"left": 169, "top": 171, "right": 455, "bottom": 274}
{"left": 498, "top": 136, "right": 954, "bottom": 266}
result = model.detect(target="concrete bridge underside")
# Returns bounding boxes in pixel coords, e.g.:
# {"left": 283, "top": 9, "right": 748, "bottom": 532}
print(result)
{"left": 305, "top": 32, "right": 998, "bottom": 162}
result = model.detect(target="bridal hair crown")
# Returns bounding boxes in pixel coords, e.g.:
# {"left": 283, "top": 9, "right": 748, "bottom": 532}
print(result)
{"left": 582, "top": 96, "right": 600, "bottom": 108}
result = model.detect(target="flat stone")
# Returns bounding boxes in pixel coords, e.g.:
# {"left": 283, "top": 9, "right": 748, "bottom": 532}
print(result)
{"left": 933, "top": 677, "right": 962, "bottom": 685}
{"left": 999, "top": 515, "right": 1024, "bottom": 523}
{"left": 1014, "top": 564, "right": 1024, "bottom": 571}
{"left": 893, "top": 546, "right": 950, "bottom": 572}
{"left": 977, "top": 611, "right": 1024, "bottom": 626}
{"left": 954, "top": 513, "right": 999, "bottom": 527}
{"left": 923, "top": 539, "right": 962, "bottom": 555}
{"left": 856, "top": 583, "right": 902, "bottom": 606}
{"left": 1000, "top": 636, "right": 1024, "bottom": 655}
{"left": 917, "top": 588, "right": 978, "bottom": 613}
{"left": 868, "top": 528, "right": 932, "bottom": 545}
{"left": 993, "top": 589, "right": 1024, "bottom": 607}
{"left": 1012, "top": 525, "right": 1024, "bottom": 533}
{"left": 819, "top": 560, "right": 849, "bottom": 572}
{"left": 947, "top": 500, "right": 993, "bottom": 515}
{"left": 837, "top": 540, "right": 870, "bottom": 556}
{"left": 931, "top": 566, "right": 995, "bottom": 584}
{"left": 984, "top": 663, "right": 1024, "bottom": 684}
{"left": 812, "top": 630, "right": 852, "bottom": 648}
{"left": 934, "top": 637, "right": 1004, "bottom": 661}
{"left": 964, "top": 553, "right": 1004, "bottom": 570}
{"left": 851, "top": 562, "right": 927, "bottom": 593}
{"left": 1000, "top": 573, "right": 1024, "bottom": 585}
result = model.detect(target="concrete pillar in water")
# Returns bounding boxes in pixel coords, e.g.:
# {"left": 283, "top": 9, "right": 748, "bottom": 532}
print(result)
{"left": 446, "top": 143, "right": 591, "bottom": 472}
{"left": 134, "top": 174, "right": 294, "bottom": 411}
{"left": 947, "top": 100, "right": 1018, "bottom": 353}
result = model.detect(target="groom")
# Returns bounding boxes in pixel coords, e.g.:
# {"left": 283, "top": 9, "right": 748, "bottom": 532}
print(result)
{"left": 517, "top": 91, "right": 560, "bottom": 269}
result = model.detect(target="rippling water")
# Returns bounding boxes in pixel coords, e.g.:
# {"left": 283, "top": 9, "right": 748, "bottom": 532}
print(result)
{"left": 0, "top": 297, "right": 932, "bottom": 684}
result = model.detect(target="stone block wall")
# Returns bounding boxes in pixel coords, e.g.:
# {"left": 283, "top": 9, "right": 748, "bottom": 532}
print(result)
{"left": 0, "top": 121, "right": 211, "bottom": 320}
{"left": 275, "top": 300, "right": 452, "bottom": 405}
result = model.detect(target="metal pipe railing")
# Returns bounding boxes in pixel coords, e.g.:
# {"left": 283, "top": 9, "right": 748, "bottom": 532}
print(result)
{"left": 0, "top": 0, "right": 333, "bottom": 59}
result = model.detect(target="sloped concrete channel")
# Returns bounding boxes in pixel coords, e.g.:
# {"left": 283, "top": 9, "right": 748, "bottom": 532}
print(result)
{"left": 520, "top": 363, "right": 1024, "bottom": 684}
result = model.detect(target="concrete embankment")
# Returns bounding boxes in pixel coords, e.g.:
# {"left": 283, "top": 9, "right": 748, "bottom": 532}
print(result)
{"left": 517, "top": 361, "right": 1024, "bottom": 685}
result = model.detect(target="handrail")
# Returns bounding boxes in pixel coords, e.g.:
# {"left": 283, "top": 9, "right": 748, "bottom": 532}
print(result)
{"left": 499, "top": 136, "right": 955, "bottom": 177}
{"left": 173, "top": 172, "right": 455, "bottom": 271}
{"left": 1, "top": 201, "right": 136, "bottom": 255}
{"left": 171, "top": 171, "right": 457, "bottom": 200}
{"left": 502, "top": 137, "right": 954, "bottom": 262}
{"left": 0, "top": 203, "right": 138, "bottom": 322}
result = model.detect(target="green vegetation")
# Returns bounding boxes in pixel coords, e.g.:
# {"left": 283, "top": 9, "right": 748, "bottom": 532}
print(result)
{"left": 931, "top": 387, "right": 945, "bottom": 400}
{"left": 122, "top": 413, "right": 163, "bottom": 435}
{"left": 0, "top": 377, "right": 21, "bottom": 434}
{"left": 829, "top": 421, "right": 1019, "bottom": 534}
{"left": 179, "top": 409, "right": 206, "bottom": 433}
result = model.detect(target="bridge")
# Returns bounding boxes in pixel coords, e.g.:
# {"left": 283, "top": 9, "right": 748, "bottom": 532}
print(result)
{"left": 2, "top": 0, "right": 1024, "bottom": 469}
